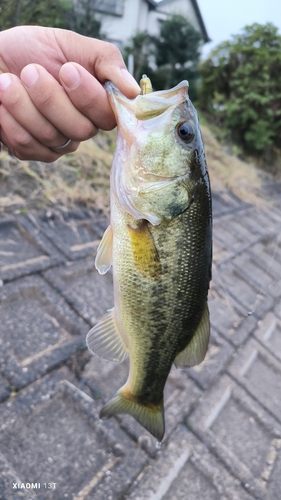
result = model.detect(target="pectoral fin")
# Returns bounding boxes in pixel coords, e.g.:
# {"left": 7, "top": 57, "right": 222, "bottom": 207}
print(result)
{"left": 86, "top": 308, "right": 128, "bottom": 363}
{"left": 95, "top": 225, "right": 113, "bottom": 274}
{"left": 174, "top": 302, "right": 210, "bottom": 368}
{"left": 128, "top": 221, "right": 161, "bottom": 280}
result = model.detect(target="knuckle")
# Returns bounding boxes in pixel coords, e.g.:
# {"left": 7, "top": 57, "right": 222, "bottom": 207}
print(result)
{"left": 36, "top": 87, "right": 56, "bottom": 109}
{"left": 43, "top": 126, "right": 61, "bottom": 145}
{"left": 100, "top": 41, "right": 121, "bottom": 59}
{"left": 13, "top": 150, "right": 25, "bottom": 161}
{"left": 14, "top": 130, "right": 33, "bottom": 149}
{"left": 42, "top": 152, "right": 59, "bottom": 163}
{"left": 106, "top": 42, "right": 122, "bottom": 58}
{"left": 101, "top": 116, "right": 116, "bottom": 131}
{"left": 3, "top": 87, "right": 25, "bottom": 111}
{"left": 95, "top": 42, "right": 123, "bottom": 69}
{"left": 68, "top": 141, "right": 80, "bottom": 153}
{"left": 72, "top": 121, "right": 95, "bottom": 141}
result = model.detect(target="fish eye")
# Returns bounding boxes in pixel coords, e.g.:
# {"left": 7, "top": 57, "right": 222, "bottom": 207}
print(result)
{"left": 176, "top": 122, "right": 195, "bottom": 143}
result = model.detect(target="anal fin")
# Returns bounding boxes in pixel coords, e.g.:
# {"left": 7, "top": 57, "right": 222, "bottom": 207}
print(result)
{"left": 174, "top": 302, "right": 210, "bottom": 368}
{"left": 86, "top": 308, "right": 128, "bottom": 363}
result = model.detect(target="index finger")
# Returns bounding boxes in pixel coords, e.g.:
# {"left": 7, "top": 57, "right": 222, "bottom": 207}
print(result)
{"left": 59, "top": 63, "right": 117, "bottom": 130}
{"left": 54, "top": 32, "right": 140, "bottom": 99}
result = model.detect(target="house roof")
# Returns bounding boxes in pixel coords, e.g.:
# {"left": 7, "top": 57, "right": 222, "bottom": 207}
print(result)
{"left": 151, "top": 0, "right": 210, "bottom": 44}
{"left": 190, "top": 0, "right": 210, "bottom": 43}
{"left": 145, "top": 0, "right": 158, "bottom": 6}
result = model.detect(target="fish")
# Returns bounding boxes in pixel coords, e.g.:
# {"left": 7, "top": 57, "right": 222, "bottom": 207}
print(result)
{"left": 86, "top": 76, "right": 212, "bottom": 441}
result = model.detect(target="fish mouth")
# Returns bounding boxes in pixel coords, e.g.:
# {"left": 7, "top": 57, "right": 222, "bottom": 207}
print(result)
{"left": 137, "top": 167, "right": 181, "bottom": 183}
{"left": 137, "top": 173, "right": 190, "bottom": 193}
{"left": 105, "top": 80, "right": 189, "bottom": 121}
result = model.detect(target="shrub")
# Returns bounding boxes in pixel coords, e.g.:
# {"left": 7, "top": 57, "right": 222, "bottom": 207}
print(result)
{"left": 199, "top": 23, "right": 281, "bottom": 165}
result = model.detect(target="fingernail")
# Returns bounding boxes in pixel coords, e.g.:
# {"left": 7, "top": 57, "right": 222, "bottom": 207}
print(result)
{"left": 121, "top": 69, "right": 141, "bottom": 92}
{"left": 0, "top": 73, "right": 12, "bottom": 91}
{"left": 21, "top": 65, "right": 39, "bottom": 87}
{"left": 60, "top": 63, "right": 81, "bottom": 90}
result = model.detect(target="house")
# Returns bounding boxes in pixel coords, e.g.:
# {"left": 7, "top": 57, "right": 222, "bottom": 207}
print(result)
{"left": 93, "top": 0, "right": 210, "bottom": 49}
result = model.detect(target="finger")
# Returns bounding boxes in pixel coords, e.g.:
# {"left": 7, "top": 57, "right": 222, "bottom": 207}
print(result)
{"left": 59, "top": 62, "right": 116, "bottom": 130}
{"left": 0, "top": 72, "right": 69, "bottom": 148}
{"left": 53, "top": 31, "right": 141, "bottom": 98}
{"left": 20, "top": 64, "right": 98, "bottom": 141}
{"left": 0, "top": 105, "right": 79, "bottom": 162}
{"left": 1, "top": 27, "right": 140, "bottom": 99}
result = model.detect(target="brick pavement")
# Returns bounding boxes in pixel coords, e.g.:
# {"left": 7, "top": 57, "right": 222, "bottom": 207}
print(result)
{"left": 0, "top": 189, "right": 281, "bottom": 500}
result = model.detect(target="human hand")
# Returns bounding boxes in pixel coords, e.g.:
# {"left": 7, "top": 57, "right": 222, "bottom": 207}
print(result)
{"left": 0, "top": 26, "right": 140, "bottom": 161}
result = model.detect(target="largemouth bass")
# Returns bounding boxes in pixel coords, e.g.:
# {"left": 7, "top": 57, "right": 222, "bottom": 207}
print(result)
{"left": 86, "top": 77, "right": 212, "bottom": 441}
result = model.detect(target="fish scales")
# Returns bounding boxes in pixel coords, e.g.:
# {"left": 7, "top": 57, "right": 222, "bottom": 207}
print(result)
{"left": 86, "top": 78, "right": 212, "bottom": 441}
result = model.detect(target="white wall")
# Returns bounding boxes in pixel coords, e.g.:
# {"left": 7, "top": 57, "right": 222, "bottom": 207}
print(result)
{"left": 96, "top": 0, "right": 202, "bottom": 48}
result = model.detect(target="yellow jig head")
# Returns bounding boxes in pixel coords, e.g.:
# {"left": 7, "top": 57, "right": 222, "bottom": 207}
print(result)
{"left": 140, "top": 74, "right": 153, "bottom": 95}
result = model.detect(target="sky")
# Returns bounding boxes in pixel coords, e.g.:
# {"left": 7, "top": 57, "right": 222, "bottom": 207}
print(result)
{"left": 155, "top": 0, "right": 281, "bottom": 59}
{"left": 197, "top": 0, "right": 281, "bottom": 59}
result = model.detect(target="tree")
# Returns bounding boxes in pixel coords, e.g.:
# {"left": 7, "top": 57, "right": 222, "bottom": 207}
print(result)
{"left": 154, "top": 14, "right": 202, "bottom": 95}
{"left": 0, "top": 0, "right": 105, "bottom": 39}
{"left": 123, "top": 31, "right": 155, "bottom": 83}
{"left": 0, "top": 0, "right": 68, "bottom": 30}
{"left": 199, "top": 23, "right": 281, "bottom": 163}
{"left": 123, "top": 15, "right": 202, "bottom": 98}
{"left": 61, "top": 0, "right": 105, "bottom": 38}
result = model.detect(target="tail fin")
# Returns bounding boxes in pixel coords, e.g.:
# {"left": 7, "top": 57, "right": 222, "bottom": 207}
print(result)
{"left": 100, "top": 388, "right": 165, "bottom": 441}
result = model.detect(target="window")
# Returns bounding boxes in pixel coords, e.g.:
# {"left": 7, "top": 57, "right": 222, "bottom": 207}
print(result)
{"left": 93, "top": 0, "right": 124, "bottom": 16}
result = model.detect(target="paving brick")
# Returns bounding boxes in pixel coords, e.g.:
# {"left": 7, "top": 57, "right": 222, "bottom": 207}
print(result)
{"left": 212, "top": 191, "right": 250, "bottom": 218}
{"left": 208, "top": 284, "right": 257, "bottom": 347}
{"left": 34, "top": 208, "right": 108, "bottom": 260}
{"left": 189, "top": 375, "right": 281, "bottom": 499}
{"left": 44, "top": 258, "right": 114, "bottom": 325}
{"left": 216, "top": 263, "right": 273, "bottom": 318}
{"left": 83, "top": 356, "right": 201, "bottom": 456}
{"left": 0, "top": 374, "right": 10, "bottom": 403}
{"left": 220, "top": 214, "right": 261, "bottom": 243}
{"left": 266, "top": 441, "right": 281, "bottom": 500}
{"left": 232, "top": 251, "right": 281, "bottom": 300}
{"left": 0, "top": 275, "right": 87, "bottom": 389}
{"left": 274, "top": 303, "right": 281, "bottom": 319}
{"left": 243, "top": 207, "right": 281, "bottom": 235}
{"left": 187, "top": 329, "right": 234, "bottom": 390}
{"left": 227, "top": 338, "right": 281, "bottom": 425}
{"left": 127, "top": 425, "right": 253, "bottom": 500}
{"left": 236, "top": 207, "right": 279, "bottom": 237}
{"left": 213, "top": 220, "right": 247, "bottom": 254}
{"left": 213, "top": 215, "right": 260, "bottom": 254}
{"left": 0, "top": 215, "right": 64, "bottom": 282}
{"left": 254, "top": 312, "right": 281, "bottom": 363}
{"left": 249, "top": 233, "right": 281, "bottom": 281}
{"left": 0, "top": 368, "right": 148, "bottom": 500}
{"left": 0, "top": 453, "right": 37, "bottom": 500}
{"left": 212, "top": 238, "right": 234, "bottom": 265}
